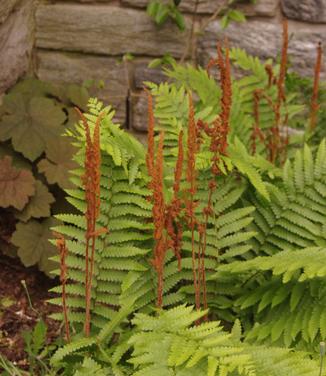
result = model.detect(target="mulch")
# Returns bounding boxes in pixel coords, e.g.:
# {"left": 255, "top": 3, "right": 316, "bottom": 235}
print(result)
{"left": 0, "top": 252, "right": 61, "bottom": 369}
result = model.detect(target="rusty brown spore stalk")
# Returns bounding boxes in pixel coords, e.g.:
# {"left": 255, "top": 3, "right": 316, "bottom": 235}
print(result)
{"left": 56, "top": 234, "right": 70, "bottom": 342}
{"left": 146, "top": 90, "right": 155, "bottom": 183}
{"left": 251, "top": 89, "right": 266, "bottom": 155}
{"left": 198, "top": 41, "right": 233, "bottom": 312}
{"left": 269, "top": 19, "right": 289, "bottom": 164}
{"left": 150, "top": 131, "right": 166, "bottom": 308}
{"left": 146, "top": 94, "right": 185, "bottom": 308}
{"left": 75, "top": 108, "right": 105, "bottom": 337}
{"left": 310, "top": 42, "right": 323, "bottom": 131}
{"left": 165, "top": 130, "right": 184, "bottom": 271}
{"left": 185, "top": 94, "right": 202, "bottom": 310}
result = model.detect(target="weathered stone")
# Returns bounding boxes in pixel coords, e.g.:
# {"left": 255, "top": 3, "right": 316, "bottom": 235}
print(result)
{"left": 122, "top": 0, "right": 279, "bottom": 16}
{"left": 36, "top": 4, "right": 190, "bottom": 57}
{"left": 36, "top": 50, "right": 128, "bottom": 123}
{"left": 287, "top": 27, "right": 326, "bottom": 78}
{"left": 282, "top": 0, "right": 326, "bottom": 23}
{"left": 198, "top": 19, "right": 325, "bottom": 78}
{"left": 133, "top": 59, "right": 167, "bottom": 89}
{"left": 0, "top": 0, "right": 21, "bottom": 24}
{"left": 131, "top": 94, "right": 148, "bottom": 132}
{"left": 0, "top": 0, "right": 34, "bottom": 93}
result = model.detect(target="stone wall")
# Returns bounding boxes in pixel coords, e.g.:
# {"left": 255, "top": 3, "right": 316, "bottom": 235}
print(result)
{"left": 0, "top": 0, "right": 325, "bottom": 133}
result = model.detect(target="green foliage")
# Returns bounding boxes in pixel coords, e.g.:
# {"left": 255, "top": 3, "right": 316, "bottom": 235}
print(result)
{"left": 147, "top": 0, "right": 185, "bottom": 30}
{"left": 12, "top": 219, "right": 59, "bottom": 274}
{"left": 21, "top": 319, "right": 53, "bottom": 375}
{"left": 48, "top": 305, "right": 323, "bottom": 376}
{"left": 4, "top": 40, "right": 326, "bottom": 376}
{"left": 209, "top": 141, "right": 326, "bottom": 347}
{"left": 0, "top": 78, "right": 87, "bottom": 274}
{"left": 50, "top": 98, "right": 153, "bottom": 327}
{"left": 128, "top": 305, "right": 321, "bottom": 376}
{"left": 147, "top": 0, "right": 252, "bottom": 32}
{"left": 0, "top": 156, "right": 36, "bottom": 210}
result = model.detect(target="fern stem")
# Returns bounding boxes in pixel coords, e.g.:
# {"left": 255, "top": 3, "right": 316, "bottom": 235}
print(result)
{"left": 310, "top": 42, "right": 323, "bottom": 131}
{"left": 320, "top": 342, "right": 325, "bottom": 376}
{"left": 270, "top": 19, "right": 288, "bottom": 165}
{"left": 76, "top": 108, "right": 103, "bottom": 336}
{"left": 56, "top": 235, "right": 70, "bottom": 342}
{"left": 21, "top": 280, "right": 38, "bottom": 314}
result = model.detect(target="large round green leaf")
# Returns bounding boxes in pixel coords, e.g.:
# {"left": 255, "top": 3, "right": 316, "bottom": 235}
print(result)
{"left": 0, "top": 156, "right": 35, "bottom": 210}
{"left": 0, "top": 94, "right": 66, "bottom": 161}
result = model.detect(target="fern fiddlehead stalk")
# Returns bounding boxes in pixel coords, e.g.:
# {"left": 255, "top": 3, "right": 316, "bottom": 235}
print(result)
{"left": 146, "top": 91, "right": 155, "bottom": 183}
{"left": 165, "top": 130, "right": 184, "bottom": 271}
{"left": 150, "top": 132, "right": 167, "bottom": 308}
{"left": 199, "top": 41, "right": 233, "bottom": 312}
{"left": 251, "top": 89, "right": 265, "bottom": 156}
{"left": 76, "top": 108, "right": 104, "bottom": 336}
{"left": 269, "top": 19, "right": 288, "bottom": 164}
{"left": 310, "top": 42, "right": 323, "bottom": 131}
{"left": 186, "top": 94, "right": 201, "bottom": 310}
{"left": 56, "top": 235, "right": 70, "bottom": 342}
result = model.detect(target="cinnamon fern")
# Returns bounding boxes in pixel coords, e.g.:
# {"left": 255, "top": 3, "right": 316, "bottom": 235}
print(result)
{"left": 50, "top": 98, "right": 153, "bottom": 328}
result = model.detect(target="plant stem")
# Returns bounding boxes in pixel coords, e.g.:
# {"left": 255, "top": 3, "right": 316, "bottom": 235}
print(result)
{"left": 320, "top": 342, "right": 325, "bottom": 376}
{"left": 21, "top": 280, "right": 38, "bottom": 314}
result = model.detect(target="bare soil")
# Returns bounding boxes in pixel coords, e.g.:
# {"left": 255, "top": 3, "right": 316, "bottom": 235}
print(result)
{"left": 0, "top": 252, "right": 61, "bottom": 369}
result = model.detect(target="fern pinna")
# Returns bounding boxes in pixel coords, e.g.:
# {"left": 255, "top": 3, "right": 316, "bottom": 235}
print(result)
{"left": 50, "top": 98, "right": 153, "bottom": 330}
{"left": 128, "top": 305, "right": 321, "bottom": 376}
{"left": 212, "top": 141, "right": 326, "bottom": 347}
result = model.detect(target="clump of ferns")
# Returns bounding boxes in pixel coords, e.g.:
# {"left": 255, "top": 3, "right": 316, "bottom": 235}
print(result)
{"left": 55, "top": 109, "right": 107, "bottom": 338}
{"left": 244, "top": 20, "right": 290, "bottom": 165}
{"left": 246, "top": 21, "right": 323, "bottom": 165}
{"left": 146, "top": 40, "right": 234, "bottom": 315}
{"left": 146, "top": 92, "right": 184, "bottom": 309}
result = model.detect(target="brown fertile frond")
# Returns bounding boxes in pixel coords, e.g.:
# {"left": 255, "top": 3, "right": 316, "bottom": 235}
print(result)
{"left": 268, "top": 19, "right": 288, "bottom": 164}
{"left": 310, "top": 42, "right": 323, "bottom": 131}
{"left": 146, "top": 91, "right": 155, "bottom": 181}
{"left": 265, "top": 64, "right": 274, "bottom": 88}
{"left": 187, "top": 94, "right": 197, "bottom": 194}
{"left": 173, "top": 130, "right": 184, "bottom": 196}
{"left": 185, "top": 93, "right": 201, "bottom": 310}
{"left": 152, "top": 132, "right": 165, "bottom": 243}
{"left": 251, "top": 90, "right": 265, "bottom": 155}
{"left": 277, "top": 19, "right": 288, "bottom": 106}
{"left": 217, "top": 40, "right": 232, "bottom": 155}
{"left": 168, "top": 130, "right": 184, "bottom": 271}
{"left": 151, "top": 131, "right": 167, "bottom": 308}
{"left": 75, "top": 108, "right": 104, "bottom": 336}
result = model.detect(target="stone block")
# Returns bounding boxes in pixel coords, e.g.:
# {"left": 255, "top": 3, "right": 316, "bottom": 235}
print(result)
{"left": 122, "top": 0, "right": 279, "bottom": 16}
{"left": 0, "top": 0, "right": 34, "bottom": 93}
{"left": 198, "top": 19, "right": 325, "bottom": 78}
{"left": 36, "top": 50, "right": 128, "bottom": 123}
{"left": 36, "top": 4, "right": 189, "bottom": 57}
{"left": 0, "top": 0, "right": 20, "bottom": 24}
{"left": 130, "top": 93, "right": 148, "bottom": 132}
{"left": 133, "top": 59, "right": 167, "bottom": 89}
{"left": 282, "top": 0, "right": 326, "bottom": 23}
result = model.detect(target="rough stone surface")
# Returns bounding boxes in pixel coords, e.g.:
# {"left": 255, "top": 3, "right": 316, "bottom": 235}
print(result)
{"left": 0, "top": 0, "right": 21, "bottom": 24}
{"left": 36, "top": 50, "right": 128, "bottom": 123}
{"left": 199, "top": 19, "right": 326, "bottom": 78}
{"left": 131, "top": 94, "right": 148, "bottom": 132}
{"left": 0, "top": 0, "right": 34, "bottom": 93}
{"left": 36, "top": 4, "right": 189, "bottom": 57}
{"left": 122, "top": 0, "right": 279, "bottom": 16}
{"left": 133, "top": 59, "right": 167, "bottom": 89}
{"left": 282, "top": 0, "right": 326, "bottom": 23}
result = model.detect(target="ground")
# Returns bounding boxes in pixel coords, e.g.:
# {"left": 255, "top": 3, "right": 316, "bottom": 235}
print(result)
{"left": 0, "top": 252, "right": 60, "bottom": 368}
